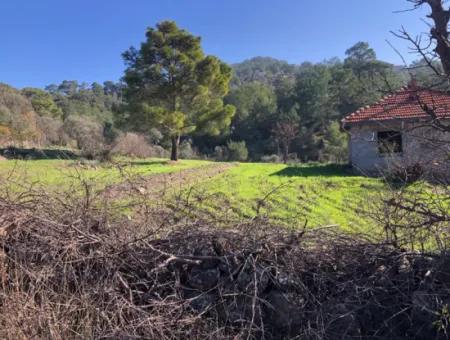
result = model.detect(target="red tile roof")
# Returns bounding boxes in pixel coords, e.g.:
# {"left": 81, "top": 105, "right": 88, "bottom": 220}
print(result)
{"left": 342, "top": 86, "right": 450, "bottom": 125}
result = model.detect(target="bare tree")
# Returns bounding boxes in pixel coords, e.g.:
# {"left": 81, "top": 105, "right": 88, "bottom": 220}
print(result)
{"left": 370, "top": 0, "right": 450, "bottom": 249}
{"left": 272, "top": 120, "right": 299, "bottom": 164}
{"left": 394, "top": 0, "right": 450, "bottom": 131}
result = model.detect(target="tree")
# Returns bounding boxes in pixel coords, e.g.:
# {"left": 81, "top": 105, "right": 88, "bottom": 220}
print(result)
{"left": 21, "top": 88, "right": 62, "bottom": 118}
{"left": 321, "top": 121, "right": 348, "bottom": 163}
{"left": 122, "top": 21, "right": 235, "bottom": 161}
{"left": 395, "top": 0, "right": 450, "bottom": 132}
{"left": 344, "top": 42, "right": 377, "bottom": 79}
{"left": 272, "top": 120, "right": 299, "bottom": 163}
{"left": 225, "top": 82, "right": 278, "bottom": 158}
{"left": 231, "top": 56, "right": 297, "bottom": 87}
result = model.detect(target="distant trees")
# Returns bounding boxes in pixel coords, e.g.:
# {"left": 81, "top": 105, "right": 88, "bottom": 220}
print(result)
{"left": 121, "top": 21, "right": 235, "bottom": 161}
{"left": 0, "top": 84, "right": 40, "bottom": 145}
{"left": 200, "top": 42, "right": 404, "bottom": 162}
{"left": 231, "top": 57, "right": 297, "bottom": 87}
{"left": 21, "top": 88, "right": 62, "bottom": 118}
{"left": 0, "top": 30, "right": 426, "bottom": 163}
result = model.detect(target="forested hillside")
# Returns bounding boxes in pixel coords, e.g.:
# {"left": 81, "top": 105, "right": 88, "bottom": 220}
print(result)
{"left": 0, "top": 41, "right": 440, "bottom": 162}
{"left": 0, "top": 81, "right": 122, "bottom": 156}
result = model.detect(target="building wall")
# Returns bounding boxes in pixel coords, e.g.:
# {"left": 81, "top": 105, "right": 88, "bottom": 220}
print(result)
{"left": 348, "top": 120, "right": 450, "bottom": 177}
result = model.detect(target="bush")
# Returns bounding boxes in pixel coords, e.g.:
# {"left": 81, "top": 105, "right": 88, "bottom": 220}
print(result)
{"left": 213, "top": 145, "right": 228, "bottom": 161}
{"left": 260, "top": 154, "right": 281, "bottom": 163}
{"left": 36, "top": 116, "right": 64, "bottom": 146}
{"left": 1, "top": 181, "right": 450, "bottom": 339}
{"left": 111, "top": 132, "right": 168, "bottom": 158}
{"left": 387, "top": 163, "right": 425, "bottom": 184}
{"left": 227, "top": 141, "right": 248, "bottom": 161}
{"left": 63, "top": 115, "right": 105, "bottom": 159}
{"left": 179, "top": 140, "right": 199, "bottom": 160}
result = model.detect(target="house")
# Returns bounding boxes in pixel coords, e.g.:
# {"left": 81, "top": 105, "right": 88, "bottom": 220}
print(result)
{"left": 341, "top": 83, "right": 450, "bottom": 178}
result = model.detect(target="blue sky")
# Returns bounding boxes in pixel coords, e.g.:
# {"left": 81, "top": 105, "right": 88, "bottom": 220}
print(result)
{"left": 0, "top": 0, "right": 430, "bottom": 88}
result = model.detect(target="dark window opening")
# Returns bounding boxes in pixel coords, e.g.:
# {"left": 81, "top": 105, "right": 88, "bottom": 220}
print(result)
{"left": 378, "top": 131, "right": 402, "bottom": 154}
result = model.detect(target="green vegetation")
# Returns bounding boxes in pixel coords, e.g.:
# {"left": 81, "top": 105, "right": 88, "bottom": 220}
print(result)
{"left": 0, "top": 158, "right": 210, "bottom": 189}
{"left": 183, "top": 162, "right": 386, "bottom": 232}
{"left": 0, "top": 158, "right": 397, "bottom": 233}
{"left": 121, "top": 21, "right": 235, "bottom": 161}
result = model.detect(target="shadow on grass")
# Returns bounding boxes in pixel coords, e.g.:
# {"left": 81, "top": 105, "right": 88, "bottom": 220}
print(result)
{"left": 271, "top": 164, "right": 351, "bottom": 178}
{"left": 127, "top": 160, "right": 170, "bottom": 167}
{"left": 0, "top": 147, "right": 78, "bottom": 160}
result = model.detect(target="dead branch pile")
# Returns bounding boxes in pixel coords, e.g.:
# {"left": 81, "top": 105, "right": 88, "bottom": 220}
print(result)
{"left": 0, "top": 184, "right": 450, "bottom": 339}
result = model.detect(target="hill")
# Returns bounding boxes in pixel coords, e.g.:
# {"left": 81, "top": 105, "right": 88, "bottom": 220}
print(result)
{"left": 0, "top": 83, "right": 41, "bottom": 145}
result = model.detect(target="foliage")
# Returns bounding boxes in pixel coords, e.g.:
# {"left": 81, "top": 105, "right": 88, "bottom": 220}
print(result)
{"left": 21, "top": 87, "right": 62, "bottom": 118}
{"left": 0, "top": 83, "right": 41, "bottom": 145}
{"left": 230, "top": 56, "right": 297, "bottom": 87}
{"left": 320, "top": 121, "right": 348, "bottom": 163}
{"left": 226, "top": 140, "right": 248, "bottom": 161}
{"left": 111, "top": 132, "right": 168, "bottom": 158}
{"left": 179, "top": 139, "right": 199, "bottom": 159}
{"left": 121, "top": 21, "right": 235, "bottom": 160}
{"left": 260, "top": 154, "right": 282, "bottom": 163}
{"left": 225, "top": 82, "right": 278, "bottom": 158}
{"left": 63, "top": 115, "right": 105, "bottom": 158}
{"left": 47, "top": 80, "right": 122, "bottom": 123}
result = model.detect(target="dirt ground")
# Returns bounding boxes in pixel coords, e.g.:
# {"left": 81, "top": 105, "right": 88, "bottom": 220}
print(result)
{"left": 103, "top": 162, "right": 236, "bottom": 200}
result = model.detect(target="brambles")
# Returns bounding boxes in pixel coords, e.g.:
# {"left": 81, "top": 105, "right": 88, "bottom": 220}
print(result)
{"left": 0, "top": 174, "right": 449, "bottom": 339}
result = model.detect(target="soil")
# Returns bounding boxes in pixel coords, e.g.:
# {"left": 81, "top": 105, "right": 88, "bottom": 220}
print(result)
{"left": 103, "top": 162, "right": 236, "bottom": 200}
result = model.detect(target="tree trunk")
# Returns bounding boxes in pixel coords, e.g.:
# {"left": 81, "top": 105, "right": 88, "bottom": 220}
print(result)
{"left": 282, "top": 142, "right": 288, "bottom": 164}
{"left": 170, "top": 135, "right": 179, "bottom": 161}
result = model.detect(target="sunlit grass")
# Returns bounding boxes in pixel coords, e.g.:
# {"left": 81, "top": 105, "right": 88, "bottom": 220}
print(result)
{"left": 183, "top": 162, "right": 387, "bottom": 232}
{"left": 0, "top": 158, "right": 211, "bottom": 190}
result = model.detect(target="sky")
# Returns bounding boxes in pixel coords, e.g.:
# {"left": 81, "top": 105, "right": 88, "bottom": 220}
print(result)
{"left": 0, "top": 0, "right": 431, "bottom": 88}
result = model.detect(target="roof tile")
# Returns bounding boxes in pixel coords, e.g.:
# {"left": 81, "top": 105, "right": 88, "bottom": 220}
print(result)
{"left": 342, "top": 87, "right": 450, "bottom": 124}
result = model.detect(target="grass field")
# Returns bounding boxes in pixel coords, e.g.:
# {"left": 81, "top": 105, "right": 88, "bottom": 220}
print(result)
{"left": 182, "top": 162, "right": 387, "bottom": 232}
{"left": 0, "top": 158, "right": 211, "bottom": 189}
{"left": 0, "top": 158, "right": 429, "bottom": 234}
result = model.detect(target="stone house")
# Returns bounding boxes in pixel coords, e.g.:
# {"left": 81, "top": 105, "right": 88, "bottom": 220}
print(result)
{"left": 341, "top": 84, "right": 450, "bottom": 178}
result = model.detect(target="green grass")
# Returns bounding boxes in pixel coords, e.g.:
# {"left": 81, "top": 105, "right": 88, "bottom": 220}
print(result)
{"left": 183, "top": 162, "right": 387, "bottom": 232}
{"left": 1, "top": 158, "right": 441, "bottom": 235}
{"left": 0, "top": 158, "right": 211, "bottom": 190}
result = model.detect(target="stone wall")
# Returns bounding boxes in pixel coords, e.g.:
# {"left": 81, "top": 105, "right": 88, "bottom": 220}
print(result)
{"left": 347, "top": 120, "right": 449, "bottom": 178}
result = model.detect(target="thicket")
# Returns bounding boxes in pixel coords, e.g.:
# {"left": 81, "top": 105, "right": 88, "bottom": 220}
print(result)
{"left": 0, "top": 172, "right": 449, "bottom": 339}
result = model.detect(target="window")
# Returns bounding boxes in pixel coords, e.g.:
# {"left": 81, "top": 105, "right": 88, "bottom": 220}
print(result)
{"left": 377, "top": 131, "right": 402, "bottom": 155}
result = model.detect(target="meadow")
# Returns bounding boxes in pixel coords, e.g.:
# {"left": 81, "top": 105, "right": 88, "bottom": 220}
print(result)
{"left": 0, "top": 158, "right": 390, "bottom": 233}
{"left": 183, "top": 162, "right": 387, "bottom": 232}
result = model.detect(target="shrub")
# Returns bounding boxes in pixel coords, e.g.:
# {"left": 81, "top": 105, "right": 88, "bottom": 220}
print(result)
{"left": 36, "top": 116, "right": 64, "bottom": 146}
{"left": 260, "top": 154, "right": 281, "bottom": 163}
{"left": 387, "top": 162, "right": 425, "bottom": 184}
{"left": 111, "top": 132, "right": 168, "bottom": 158}
{"left": 179, "top": 140, "right": 199, "bottom": 159}
{"left": 227, "top": 141, "right": 248, "bottom": 161}
{"left": 213, "top": 145, "right": 228, "bottom": 161}
{"left": 0, "top": 180, "right": 449, "bottom": 339}
{"left": 63, "top": 115, "right": 105, "bottom": 159}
